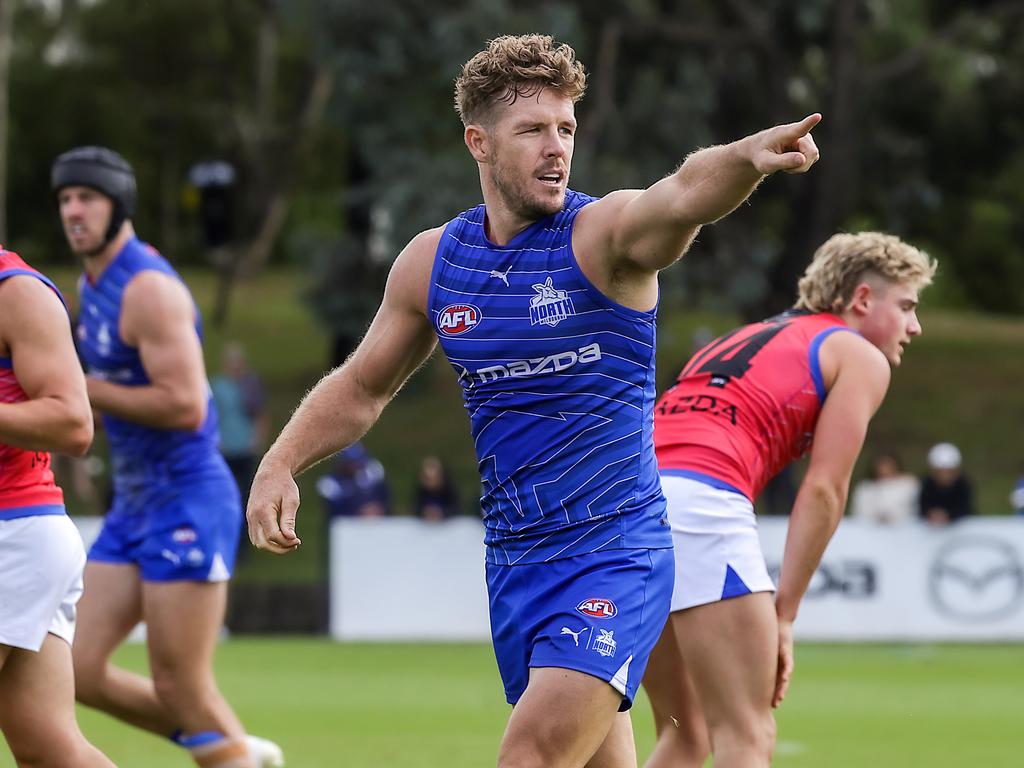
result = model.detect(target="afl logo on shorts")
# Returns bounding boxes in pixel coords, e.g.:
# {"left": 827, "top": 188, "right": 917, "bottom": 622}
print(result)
{"left": 576, "top": 598, "right": 617, "bottom": 619}
{"left": 438, "top": 304, "right": 482, "bottom": 336}
{"left": 172, "top": 527, "right": 197, "bottom": 544}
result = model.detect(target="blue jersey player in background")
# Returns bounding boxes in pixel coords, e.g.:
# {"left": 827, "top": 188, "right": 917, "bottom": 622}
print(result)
{"left": 248, "top": 34, "right": 820, "bottom": 768}
{"left": 52, "top": 147, "right": 283, "bottom": 768}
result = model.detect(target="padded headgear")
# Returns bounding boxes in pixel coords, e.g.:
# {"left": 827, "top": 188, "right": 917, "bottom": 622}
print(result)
{"left": 52, "top": 146, "right": 137, "bottom": 244}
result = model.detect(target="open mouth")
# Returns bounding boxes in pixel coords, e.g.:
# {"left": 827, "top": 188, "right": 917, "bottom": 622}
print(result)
{"left": 537, "top": 171, "right": 564, "bottom": 187}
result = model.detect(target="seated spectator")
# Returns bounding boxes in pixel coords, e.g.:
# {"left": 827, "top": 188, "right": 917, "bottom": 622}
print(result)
{"left": 850, "top": 453, "right": 920, "bottom": 524}
{"left": 413, "top": 455, "right": 460, "bottom": 522}
{"left": 316, "top": 442, "right": 391, "bottom": 518}
{"left": 918, "top": 442, "right": 973, "bottom": 527}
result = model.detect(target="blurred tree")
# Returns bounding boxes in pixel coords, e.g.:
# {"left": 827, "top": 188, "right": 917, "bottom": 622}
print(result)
{"left": 4, "top": 0, "right": 1024, "bottom": 320}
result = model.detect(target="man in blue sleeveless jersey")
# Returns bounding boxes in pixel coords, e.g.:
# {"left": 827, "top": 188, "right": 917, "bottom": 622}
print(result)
{"left": 52, "top": 147, "right": 283, "bottom": 768}
{"left": 0, "top": 250, "right": 113, "bottom": 767}
{"left": 247, "top": 34, "right": 819, "bottom": 767}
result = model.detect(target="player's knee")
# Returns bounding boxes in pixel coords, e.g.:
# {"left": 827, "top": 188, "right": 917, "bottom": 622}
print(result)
{"left": 7, "top": 731, "right": 81, "bottom": 768}
{"left": 708, "top": 710, "right": 775, "bottom": 761}
{"left": 497, "top": 736, "right": 565, "bottom": 768}
{"left": 151, "top": 664, "right": 212, "bottom": 712}
{"left": 666, "top": 725, "right": 712, "bottom": 764}
{"left": 71, "top": 659, "right": 104, "bottom": 705}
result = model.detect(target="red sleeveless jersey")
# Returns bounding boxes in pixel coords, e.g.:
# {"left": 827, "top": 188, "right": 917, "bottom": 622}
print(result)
{"left": 0, "top": 249, "right": 66, "bottom": 518}
{"left": 654, "top": 311, "right": 852, "bottom": 501}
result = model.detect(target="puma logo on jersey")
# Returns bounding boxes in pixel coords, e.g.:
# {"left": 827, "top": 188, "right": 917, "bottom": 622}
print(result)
{"left": 489, "top": 268, "right": 510, "bottom": 287}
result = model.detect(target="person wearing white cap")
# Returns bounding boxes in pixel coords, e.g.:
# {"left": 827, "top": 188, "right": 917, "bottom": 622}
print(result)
{"left": 919, "top": 442, "right": 974, "bottom": 526}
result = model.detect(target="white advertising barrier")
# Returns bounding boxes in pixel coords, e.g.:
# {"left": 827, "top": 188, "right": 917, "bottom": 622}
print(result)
{"left": 758, "top": 517, "right": 1024, "bottom": 641}
{"left": 330, "top": 516, "right": 1024, "bottom": 642}
{"left": 330, "top": 517, "right": 490, "bottom": 641}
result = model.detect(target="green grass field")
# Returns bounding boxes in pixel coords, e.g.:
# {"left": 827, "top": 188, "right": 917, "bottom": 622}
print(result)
{"left": 2, "top": 640, "right": 1018, "bottom": 767}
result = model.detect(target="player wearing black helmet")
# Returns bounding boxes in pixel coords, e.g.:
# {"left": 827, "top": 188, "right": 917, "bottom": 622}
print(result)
{"left": 53, "top": 147, "right": 284, "bottom": 768}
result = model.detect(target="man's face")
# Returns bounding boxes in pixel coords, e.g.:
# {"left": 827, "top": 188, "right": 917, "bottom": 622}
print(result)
{"left": 857, "top": 279, "right": 923, "bottom": 366}
{"left": 483, "top": 88, "right": 576, "bottom": 220}
{"left": 57, "top": 185, "right": 113, "bottom": 256}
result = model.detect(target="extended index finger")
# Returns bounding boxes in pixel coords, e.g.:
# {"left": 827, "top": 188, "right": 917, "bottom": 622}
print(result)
{"left": 781, "top": 112, "right": 822, "bottom": 141}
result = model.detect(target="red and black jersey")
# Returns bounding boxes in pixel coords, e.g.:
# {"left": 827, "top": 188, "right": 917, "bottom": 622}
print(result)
{"left": 654, "top": 311, "right": 854, "bottom": 501}
{"left": 0, "top": 249, "right": 68, "bottom": 519}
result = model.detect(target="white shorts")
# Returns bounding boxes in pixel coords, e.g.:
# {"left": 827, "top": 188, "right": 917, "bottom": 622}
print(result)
{"left": 0, "top": 515, "right": 86, "bottom": 651}
{"left": 661, "top": 474, "right": 776, "bottom": 612}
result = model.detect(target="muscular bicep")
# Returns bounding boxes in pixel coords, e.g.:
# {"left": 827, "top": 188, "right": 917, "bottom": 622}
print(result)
{"left": 123, "top": 273, "right": 208, "bottom": 412}
{"left": 348, "top": 230, "right": 440, "bottom": 402}
{"left": 803, "top": 337, "right": 891, "bottom": 492}
{"left": 6, "top": 278, "right": 89, "bottom": 409}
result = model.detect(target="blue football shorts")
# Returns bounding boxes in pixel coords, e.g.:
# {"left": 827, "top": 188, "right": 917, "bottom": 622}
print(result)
{"left": 89, "top": 474, "right": 242, "bottom": 582}
{"left": 486, "top": 546, "right": 673, "bottom": 711}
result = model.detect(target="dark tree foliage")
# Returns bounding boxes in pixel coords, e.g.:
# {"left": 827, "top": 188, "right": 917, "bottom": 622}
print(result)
{"left": 5, "top": 0, "right": 1024, "bottom": 324}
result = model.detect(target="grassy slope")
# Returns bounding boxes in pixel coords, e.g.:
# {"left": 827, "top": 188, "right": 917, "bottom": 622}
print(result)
{"left": 1, "top": 640, "right": 1017, "bottom": 767}
{"left": 45, "top": 267, "right": 1024, "bottom": 583}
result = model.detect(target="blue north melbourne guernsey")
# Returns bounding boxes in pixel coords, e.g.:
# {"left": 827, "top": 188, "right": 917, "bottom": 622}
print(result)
{"left": 430, "top": 190, "right": 671, "bottom": 565}
{"left": 77, "top": 237, "right": 224, "bottom": 497}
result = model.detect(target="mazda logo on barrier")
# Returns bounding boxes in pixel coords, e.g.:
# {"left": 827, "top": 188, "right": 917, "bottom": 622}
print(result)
{"left": 928, "top": 537, "right": 1024, "bottom": 622}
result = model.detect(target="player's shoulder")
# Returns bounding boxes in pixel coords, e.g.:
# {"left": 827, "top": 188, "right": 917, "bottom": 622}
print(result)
{"left": 384, "top": 226, "right": 445, "bottom": 313}
{"left": 574, "top": 188, "right": 641, "bottom": 228}
{"left": 0, "top": 273, "right": 68, "bottom": 350}
{"left": 120, "top": 269, "right": 193, "bottom": 330}
{"left": 820, "top": 328, "right": 890, "bottom": 388}
{"left": 0, "top": 271, "right": 65, "bottom": 315}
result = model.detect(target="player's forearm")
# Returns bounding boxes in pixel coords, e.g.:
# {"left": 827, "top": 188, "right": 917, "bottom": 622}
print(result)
{"left": 775, "top": 480, "right": 846, "bottom": 622}
{"left": 0, "top": 398, "right": 93, "bottom": 455}
{"left": 87, "top": 376, "right": 206, "bottom": 431}
{"left": 261, "top": 366, "right": 386, "bottom": 478}
{"left": 667, "top": 136, "right": 766, "bottom": 227}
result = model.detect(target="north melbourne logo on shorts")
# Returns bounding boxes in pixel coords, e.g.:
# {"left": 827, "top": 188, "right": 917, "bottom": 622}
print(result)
{"left": 529, "top": 277, "right": 576, "bottom": 327}
{"left": 593, "top": 629, "right": 617, "bottom": 658}
{"left": 438, "top": 304, "right": 482, "bottom": 336}
{"left": 576, "top": 598, "right": 617, "bottom": 619}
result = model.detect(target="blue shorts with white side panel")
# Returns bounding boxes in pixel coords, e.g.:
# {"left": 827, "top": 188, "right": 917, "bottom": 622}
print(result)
{"left": 486, "top": 546, "right": 673, "bottom": 711}
{"left": 89, "top": 475, "right": 241, "bottom": 582}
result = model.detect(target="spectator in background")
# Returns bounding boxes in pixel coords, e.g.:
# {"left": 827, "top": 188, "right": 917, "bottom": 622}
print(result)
{"left": 919, "top": 442, "right": 974, "bottom": 526}
{"left": 413, "top": 455, "right": 461, "bottom": 522}
{"left": 850, "top": 453, "right": 920, "bottom": 524}
{"left": 1011, "top": 467, "right": 1024, "bottom": 515}
{"left": 210, "top": 342, "right": 268, "bottom": 505}
{"left": 316, "top": 442, "right": 390, "bottom": 518}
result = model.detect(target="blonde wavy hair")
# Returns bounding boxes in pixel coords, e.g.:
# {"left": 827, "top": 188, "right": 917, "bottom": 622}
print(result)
{"left": 454, "top": 34, "right": 587, "bottom": 126}
{"left": 795, "top": 232, "right": 937, "bottom": 313}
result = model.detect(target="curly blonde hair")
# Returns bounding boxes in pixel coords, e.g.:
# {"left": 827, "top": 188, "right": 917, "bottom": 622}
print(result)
{"left": 454, "top": 34, "right": 587, "bottom": 126}
{"left": 795, "top": 232, "right": 937, "bottom": 313}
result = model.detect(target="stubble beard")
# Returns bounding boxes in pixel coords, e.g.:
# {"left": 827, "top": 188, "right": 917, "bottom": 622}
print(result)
{"left": 491, "top": 162, "right": 564, "bottom": 222}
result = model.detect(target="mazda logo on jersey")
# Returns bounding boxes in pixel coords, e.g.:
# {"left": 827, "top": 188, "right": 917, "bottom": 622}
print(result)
{"left": 576, "top": 598, "right": 617, "bottom": 619}
{"left": 928, "top": 537, "right": 1024, "bottom": 622}
{"left": 437, "top": 304, "right": 482, "bottom": 336}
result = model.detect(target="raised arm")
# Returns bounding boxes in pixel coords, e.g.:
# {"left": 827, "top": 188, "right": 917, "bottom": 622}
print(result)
{"left": 772, "top": 330, "right": 890, "bottom": 706}
{"left": 0, "top": 275, "right": 93, "bottom": 455}
{"left": 247, "top": 228, "right": 441, "bottom": 554}
{"left": 577, "top": 113, "right": 821, "bottom": 280}
{"left": 86, "top": 271, "right": 209, "bottom": 431}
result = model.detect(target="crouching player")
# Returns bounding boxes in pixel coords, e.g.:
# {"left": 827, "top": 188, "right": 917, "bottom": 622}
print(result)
{"left": 643, "top": 232, "right": 936, "bottom": 767}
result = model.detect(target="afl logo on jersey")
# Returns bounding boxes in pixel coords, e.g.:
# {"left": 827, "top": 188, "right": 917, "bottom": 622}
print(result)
{"left": 576, "top": 598, "right": 617, "bottom": 619}
{"left": 438, "top": 304, "right": 482, "bottom": 336}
